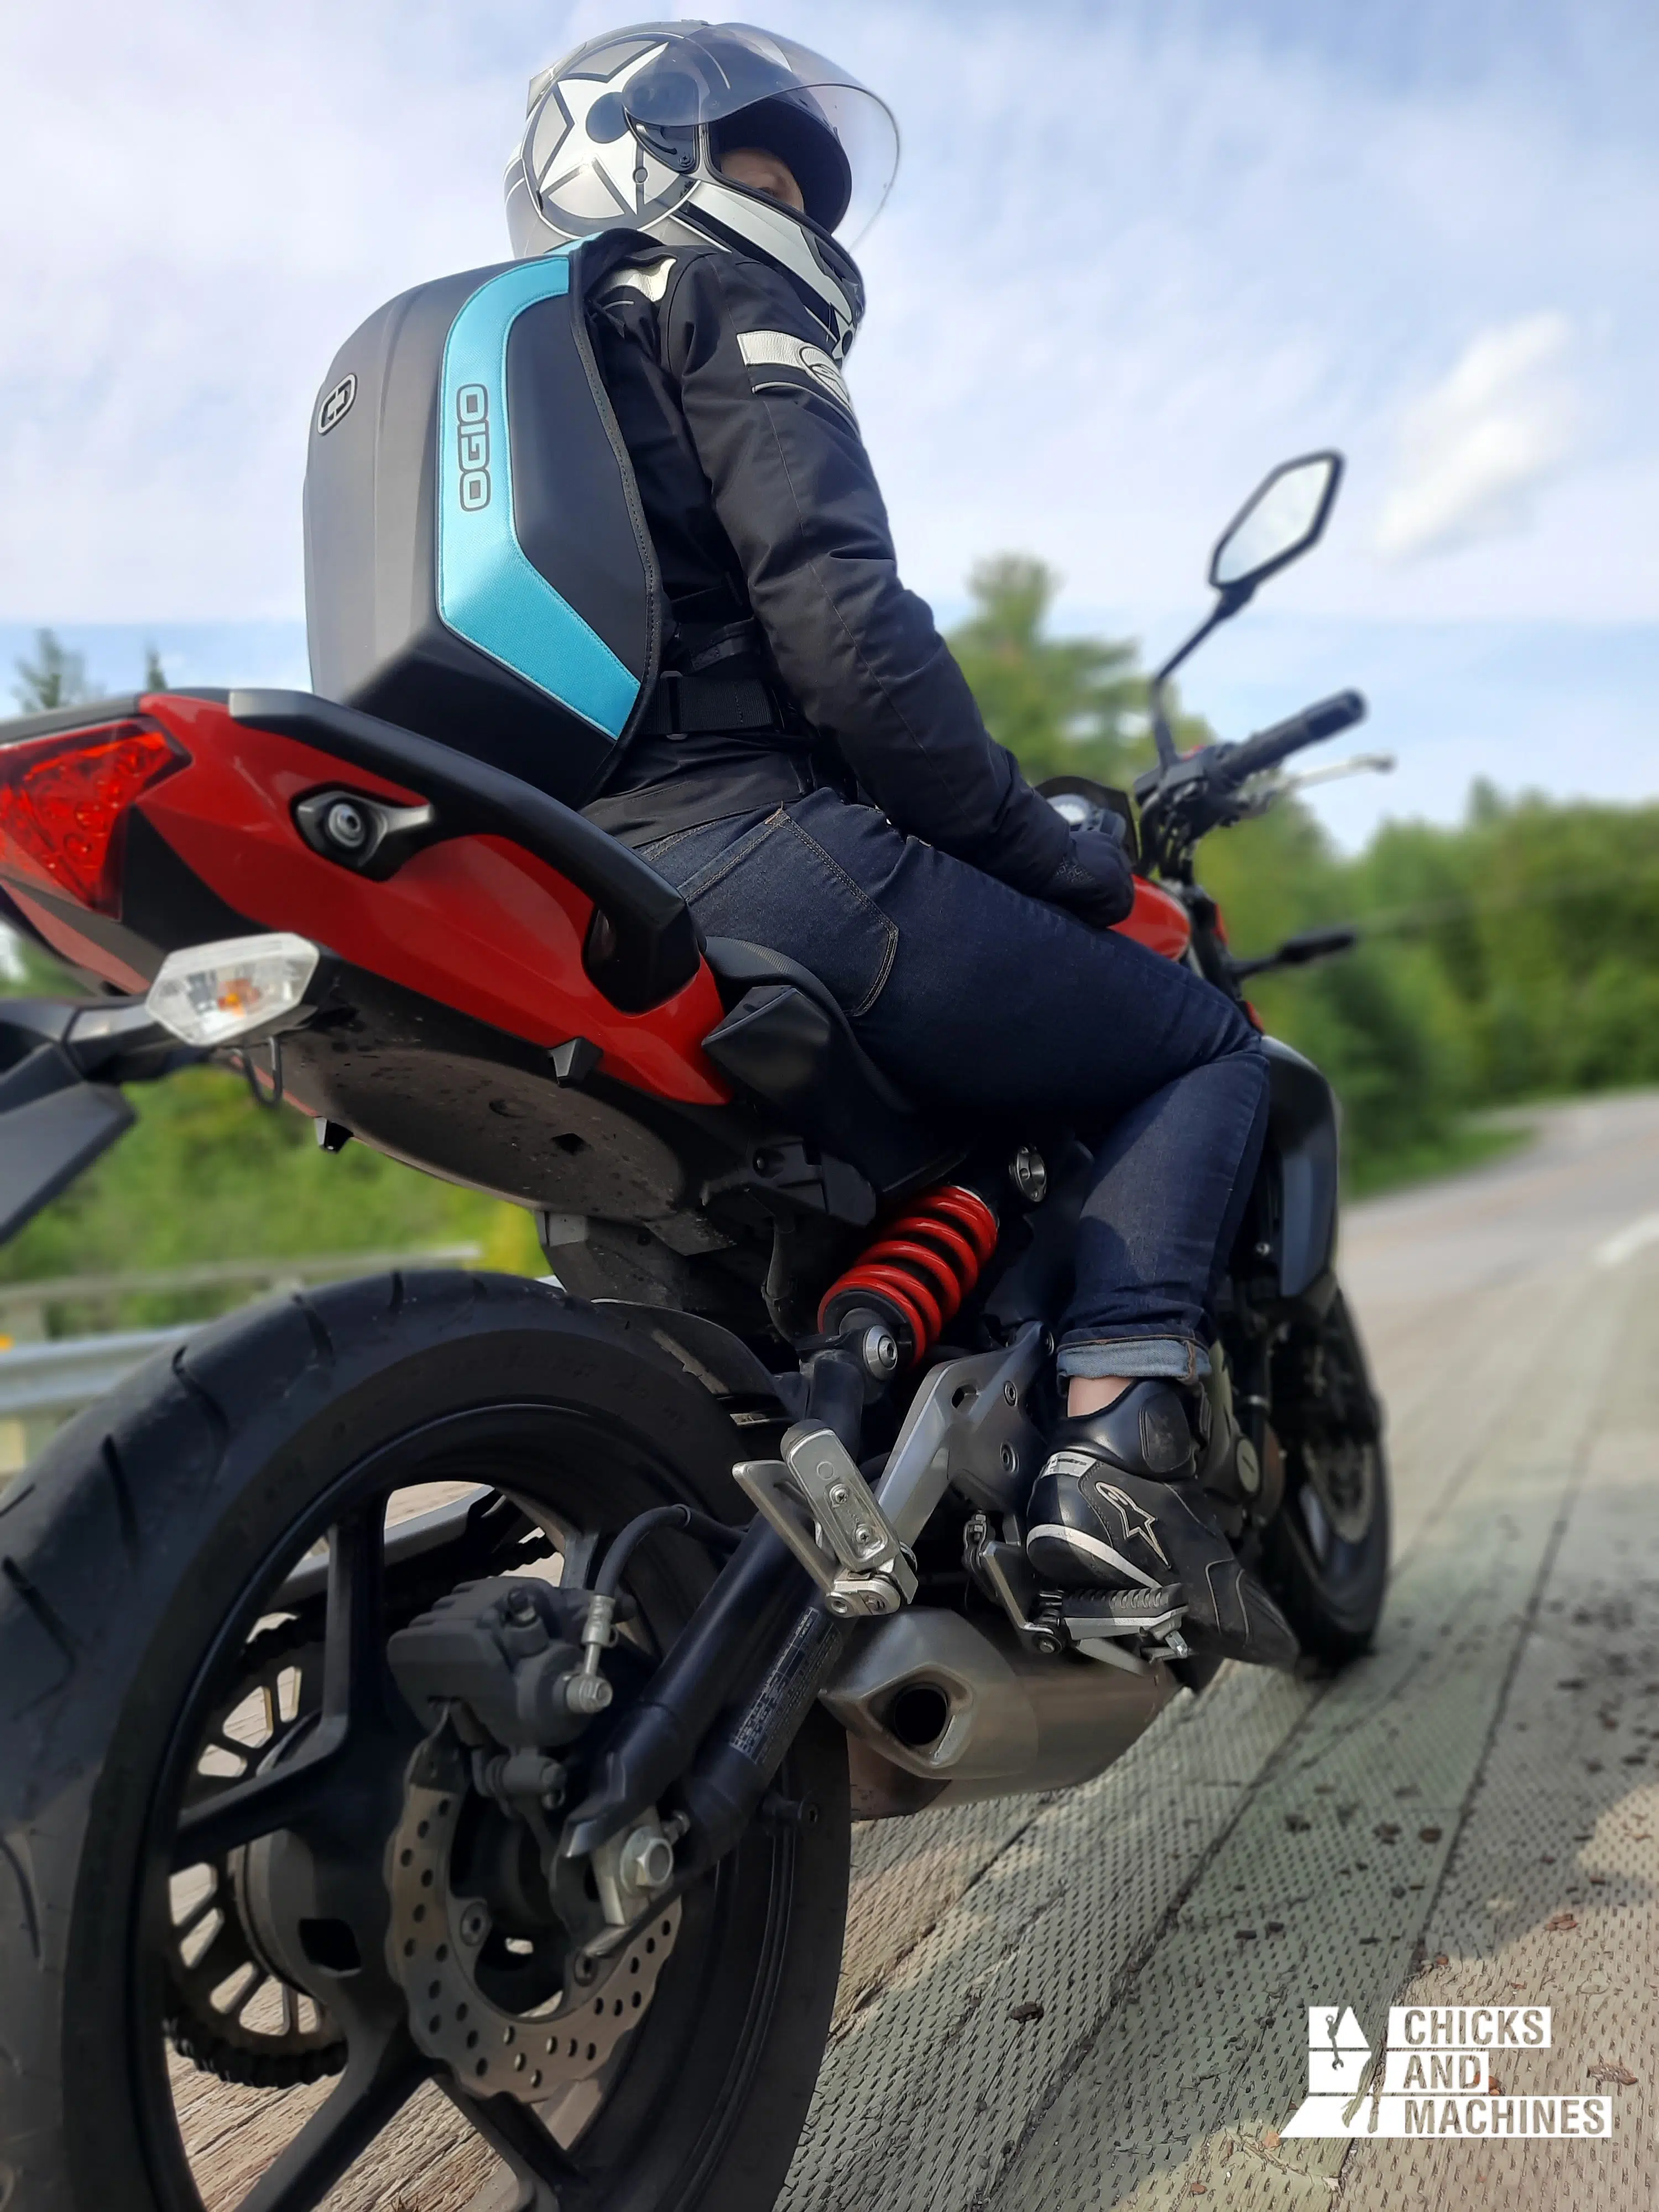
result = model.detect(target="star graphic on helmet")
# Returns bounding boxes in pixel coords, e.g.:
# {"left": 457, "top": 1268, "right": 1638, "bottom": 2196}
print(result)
{"left": 533, "top": 41, "right": 675, "bottom": 218}
{"left": 1091, "top": 1481, "right": 1171, "bottom": 1568}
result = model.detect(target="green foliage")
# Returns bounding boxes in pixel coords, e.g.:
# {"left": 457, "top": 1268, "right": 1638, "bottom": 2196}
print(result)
{"left": 948, "top": 556, "right": 1147, "bottom": 786}
{"left": 12, "top": 627, "right": 89, "bottom": 713}
{"left": 0, "top": 1065, "right": 542, "bottom": 1328}
{"left": 945, "top": 562, "right": 1659, "bottom": 1191}
{"left": 143, "top": 643, "right": 168, "bottom": 691}
{"left": 1352, "top": 792, "right": 1659, "bottom": 1103}
{"left": 0, "top": 924, "right": 72, "bottom": 994}
{"left": 5, "top": 569, "right": 1658, "bottom": 1303}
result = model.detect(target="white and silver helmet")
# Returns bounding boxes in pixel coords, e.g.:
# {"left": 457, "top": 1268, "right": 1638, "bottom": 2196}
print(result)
{"left": 504, "top": 20, "right": 897, "bottom": 344}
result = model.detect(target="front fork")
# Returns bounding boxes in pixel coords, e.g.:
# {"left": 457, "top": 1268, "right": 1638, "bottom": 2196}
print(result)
{"left": 1204, "top": 1327, "right": 1285, "bottom": 1530}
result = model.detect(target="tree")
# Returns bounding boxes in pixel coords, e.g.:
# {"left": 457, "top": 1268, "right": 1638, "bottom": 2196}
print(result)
{"left": 13, "top": 629, "right": 89, "bottom": 714}
{"left": 947, "top": 556, "right": 1147, "bottom": 786}
{"left": 947, "top": 559, "right": 1471, "bottom": 1187}
{"left": 143, "top": 643, "right": 168, "bottom": 691}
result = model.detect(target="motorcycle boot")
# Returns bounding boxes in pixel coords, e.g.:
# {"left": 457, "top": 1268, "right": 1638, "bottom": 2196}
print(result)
{"left": 1024, "top": 1380, "right": 1299, "bottom": 1670}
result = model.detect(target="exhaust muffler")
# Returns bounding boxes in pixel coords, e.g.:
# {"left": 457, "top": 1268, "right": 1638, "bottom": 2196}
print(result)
{"left": 820, "top": 1608, "right": 1181, "bottom": 1817}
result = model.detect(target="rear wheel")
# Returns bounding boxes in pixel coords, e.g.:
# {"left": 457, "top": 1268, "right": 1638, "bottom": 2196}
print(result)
{"left": 0, "top": 1271, "right": 848, "bottom": 2212}
{"left": 1260, "top": 1289, "right": 1390, "bottom": 1663}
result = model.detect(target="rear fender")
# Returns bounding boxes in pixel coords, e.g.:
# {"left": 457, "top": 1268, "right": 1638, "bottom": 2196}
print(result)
{"left": 0, "top": 997, "right": 201, "bottom": 1249}
{"left": 0, "top": 1002, "right": 134, "bottom": 1245}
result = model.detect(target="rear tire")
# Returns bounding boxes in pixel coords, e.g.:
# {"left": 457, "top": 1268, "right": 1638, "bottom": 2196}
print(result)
{"left": 1261, "top": 1288, "right": 1390, "bottom": 1665}
{"left": 0, "top": 1270, "right": 848, "bottom": 2212}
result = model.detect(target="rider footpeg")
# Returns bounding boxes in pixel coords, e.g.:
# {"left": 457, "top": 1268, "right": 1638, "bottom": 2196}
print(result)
{"left": 1061, "top": 1585, "right": 1187, "bottom": 1641}
{"left": 1056, "top": 1584, "right": 1193, "bottom": 1670}
{"left": 734, "top": 1422, "right": 917, "bottom": 1616}
{"left": 1063, "top": 1584, "right": 1185, "bottom": 1631}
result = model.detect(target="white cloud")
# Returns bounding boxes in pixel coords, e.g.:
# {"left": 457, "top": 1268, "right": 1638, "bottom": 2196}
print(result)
{"left": 1374, "top": 314, "right": 1578, "bottom": 562}
{"left": 0, "top": 3, "right": 1654, "bottom": 632}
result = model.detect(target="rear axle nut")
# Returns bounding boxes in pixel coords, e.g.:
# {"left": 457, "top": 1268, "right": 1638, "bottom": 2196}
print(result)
{"left": 619, "top": 1826, "right": 676, "bottom": 1892}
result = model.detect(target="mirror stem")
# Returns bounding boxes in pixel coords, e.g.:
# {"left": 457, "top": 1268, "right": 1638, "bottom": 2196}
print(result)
{"left": 1147, "top": 587, "right": 1251, "bottom": 766}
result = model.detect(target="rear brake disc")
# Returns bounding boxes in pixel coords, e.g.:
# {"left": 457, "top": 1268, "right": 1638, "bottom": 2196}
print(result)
{"left": 387, "top": 1774, "right": 681, "bottom": 2101}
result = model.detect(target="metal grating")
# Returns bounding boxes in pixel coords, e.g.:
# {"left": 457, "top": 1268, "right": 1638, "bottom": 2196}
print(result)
{"left": 782, "top": 1185, "right": 1659, "bottom": 2212}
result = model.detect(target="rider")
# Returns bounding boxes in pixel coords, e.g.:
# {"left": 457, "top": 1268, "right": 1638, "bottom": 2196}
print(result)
{"left": 507, "top": 23, "right": 1296, "bottom": 1669}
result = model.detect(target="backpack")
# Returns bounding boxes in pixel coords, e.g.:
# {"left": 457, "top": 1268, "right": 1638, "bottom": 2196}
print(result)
{"left": 303, "top": 244, "right": 660, "bottom": 807}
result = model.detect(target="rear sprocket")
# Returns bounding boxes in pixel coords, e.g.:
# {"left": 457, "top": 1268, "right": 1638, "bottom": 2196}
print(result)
{"left": 164, "top": 1620, "right": 347, "bottom": 2087}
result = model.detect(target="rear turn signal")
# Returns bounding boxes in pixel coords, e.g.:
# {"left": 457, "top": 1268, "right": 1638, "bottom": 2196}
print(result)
{"left": 147, "top": 933, "right": 321, "bottom": 1047}
{"left": 0, "top": 718, "right": 185, "bottom": 913}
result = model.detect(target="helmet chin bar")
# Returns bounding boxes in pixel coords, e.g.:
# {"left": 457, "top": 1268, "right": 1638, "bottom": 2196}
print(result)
{"left": 673, "top": 173, "right": 864, "bottom": 351}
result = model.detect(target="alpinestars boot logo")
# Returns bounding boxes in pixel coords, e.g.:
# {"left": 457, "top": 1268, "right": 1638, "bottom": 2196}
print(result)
{"left": 1282, "top": 2005, "right": 1611, "bottom": 2139}
{"left": 1091, "top": 1481, "right": 1170, "bottom": 1568}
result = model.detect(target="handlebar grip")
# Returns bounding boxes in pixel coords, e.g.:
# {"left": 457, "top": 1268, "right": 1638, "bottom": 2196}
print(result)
{"left": 1218, "top": 690, "right": 1368, "bottom": 784}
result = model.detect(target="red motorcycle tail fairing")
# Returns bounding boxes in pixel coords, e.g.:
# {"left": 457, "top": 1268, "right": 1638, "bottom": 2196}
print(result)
{"left": 2, "top": 692, "right": 729, "bottom": 1108}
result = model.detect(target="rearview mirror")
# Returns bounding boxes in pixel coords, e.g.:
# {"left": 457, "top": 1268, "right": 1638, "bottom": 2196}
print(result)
{"left": 1146, "top": 447, "right": 1347, "bottom": 772}
{"left": 1209, "top": 452, "right": 1342, "bottom": 597}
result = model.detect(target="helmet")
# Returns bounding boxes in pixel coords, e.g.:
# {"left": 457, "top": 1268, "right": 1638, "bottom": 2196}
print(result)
{"left": 504, "top": 21, "right": 898, "bottom": 344}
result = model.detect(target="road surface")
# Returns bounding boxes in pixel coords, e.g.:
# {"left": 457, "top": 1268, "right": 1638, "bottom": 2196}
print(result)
{"left": 172, "top": 1093, "right": 1659, "bottom": 2210}
{"left": 781, "top": 1091, "right": 1659, "bottom": 2212}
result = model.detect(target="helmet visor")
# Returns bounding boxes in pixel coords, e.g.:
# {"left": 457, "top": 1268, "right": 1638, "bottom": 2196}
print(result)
{"left": 623, "top": 24, "right": 899, "bottom": 241}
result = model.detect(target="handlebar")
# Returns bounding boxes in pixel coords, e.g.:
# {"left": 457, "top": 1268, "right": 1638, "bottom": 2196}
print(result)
{"left": 1214, "top": 689, "right": 1367, "bottom": 786}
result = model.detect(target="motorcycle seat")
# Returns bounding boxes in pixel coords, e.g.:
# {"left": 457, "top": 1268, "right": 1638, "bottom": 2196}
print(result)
{"left": 700, "top": 938, "right": 961, "bottom": 1197}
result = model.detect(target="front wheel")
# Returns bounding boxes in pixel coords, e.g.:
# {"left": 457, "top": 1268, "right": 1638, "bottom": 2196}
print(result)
{"left": 0, "top": 1271, "right": 848, "bottom": 2212}
{"left": 1260, "top": 1288, "right": 1390, "bottom": 1664}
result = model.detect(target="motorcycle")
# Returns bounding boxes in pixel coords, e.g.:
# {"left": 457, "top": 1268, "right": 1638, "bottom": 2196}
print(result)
{"left": 0, "top": 451, "right": 1387, "bottom": 2212}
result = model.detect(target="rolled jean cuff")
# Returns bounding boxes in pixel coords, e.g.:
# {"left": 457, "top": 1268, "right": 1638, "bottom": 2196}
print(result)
{"left": 1056, "top": 1334, "right": 1211, "bottom": 1384}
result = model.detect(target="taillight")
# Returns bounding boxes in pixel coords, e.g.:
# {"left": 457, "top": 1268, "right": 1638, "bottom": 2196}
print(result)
{"left": 0, "top": 718, "right": 186, "bottom": 913}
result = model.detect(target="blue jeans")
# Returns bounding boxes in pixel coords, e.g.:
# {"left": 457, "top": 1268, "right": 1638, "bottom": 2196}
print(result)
{"left": 640, "top": 790, "right": 1269, "bottom": 1381}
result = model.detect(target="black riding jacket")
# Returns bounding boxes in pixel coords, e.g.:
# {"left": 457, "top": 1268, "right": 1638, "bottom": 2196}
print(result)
{"left": 583, "top": 231, "right": 1120, "bottom": 919}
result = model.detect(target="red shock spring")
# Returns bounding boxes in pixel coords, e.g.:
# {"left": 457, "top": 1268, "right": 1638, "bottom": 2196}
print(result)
{"left": 817, "top": 1184, "right": 1000, "bottom": 1364}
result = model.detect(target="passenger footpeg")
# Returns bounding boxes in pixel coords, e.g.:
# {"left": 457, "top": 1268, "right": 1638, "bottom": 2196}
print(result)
{"left": 734, "top": 1423, "right": 917, "bottom": 1617}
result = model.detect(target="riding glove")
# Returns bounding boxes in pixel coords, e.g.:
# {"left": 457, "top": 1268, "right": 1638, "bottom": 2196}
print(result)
{"left": 1044, "top": 822, "right": 1137, "bottom": 928}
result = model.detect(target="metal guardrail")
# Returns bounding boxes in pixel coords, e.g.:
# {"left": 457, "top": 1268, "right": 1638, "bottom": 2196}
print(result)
{"left": 0, "top": 1324, "right": 197, "bottom": 1420}
{"left": 0, "top": 1246, "right": 486, "bottom": 1470}
{"left": 0, "top": 1243, "right": 483, "bottom": 1337}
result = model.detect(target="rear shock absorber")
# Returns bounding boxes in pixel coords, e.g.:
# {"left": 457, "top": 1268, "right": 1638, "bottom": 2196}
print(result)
{"left": 817, "top": 1184, "right": 999, "bottom": 1365}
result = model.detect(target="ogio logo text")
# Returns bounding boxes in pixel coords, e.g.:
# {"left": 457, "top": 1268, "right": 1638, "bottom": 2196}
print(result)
{"left": 456, "top": 384, "right": 492, "bottom": 511}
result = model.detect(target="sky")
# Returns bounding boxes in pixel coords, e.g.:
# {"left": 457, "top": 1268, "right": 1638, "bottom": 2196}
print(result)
{"left": 2, "top": 0, "right": 1657, "bottom": 848}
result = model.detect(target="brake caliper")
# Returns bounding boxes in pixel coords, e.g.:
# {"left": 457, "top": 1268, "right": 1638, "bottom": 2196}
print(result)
{"left": 384, "top": 1578, "right": 682, "bottom": 2100}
